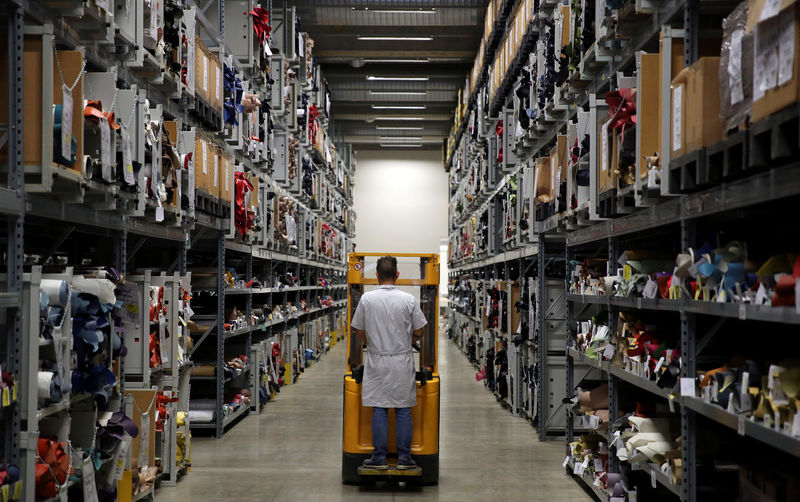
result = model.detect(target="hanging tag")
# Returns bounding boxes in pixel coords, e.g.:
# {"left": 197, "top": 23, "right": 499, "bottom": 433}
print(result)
{"left": 738, "top": 415, "right": 746, "bottom": 436}
{"left": 1, "top": 484, "right": 7, "bottom": 502}
{"left": 594, "top": 458, "right": 604, "bottom": 472}
{"left": 1, "top": 389, "right": 9, "bottom": 407}
{"left": 213, "top": 153, "right": 219, "bottom": 188}
{"left": 159, "top": 317, "right": 168, "bottom": 363}
{"left": 82, "top": 457, "right": 99, "bottom": 502}
{"left": 138, "top": 412, "right": 150, "bottom": 469}
{"left": 122, "top": 127, "right": 135, "bottom": 185}
{"left": 680, "top": 377, "right": 696, "bottom": 397}
{"left": 185, "top": 305, "right": 195, "bottom": 319}
{"left": 602, "top": 343, "right": 615, "bottom": 359}
{"left": 668, "top": 394, "right": 676, "bottom": 413}
{"left": 99, "top": 120, "right": 114, "bottom": 182}
{"left": 654, "top": 357, "right": 665, "bottom": 375}
{"left": 562, "top": 456, "right": 570, "bottom": 468}
{"left": 13, "top": 481, "right": 21, "bottom": 500}
{"left": 110, "top": 435, "right": 131, "bottom": 482}
{"left": 62, "top": 85, "right": 74, "bottom": 160}
{"left": 12, "top": 382, "right": 18, "bottom": 402}
{"left": 155, "top": 205, "right": 165, "bottom": 222}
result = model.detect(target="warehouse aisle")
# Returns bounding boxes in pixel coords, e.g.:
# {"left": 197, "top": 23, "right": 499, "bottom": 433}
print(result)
{"left": 158, "top": 324, "right": 589, "bottom": 501}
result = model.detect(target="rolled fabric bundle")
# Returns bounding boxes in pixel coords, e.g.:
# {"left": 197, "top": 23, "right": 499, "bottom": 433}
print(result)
{"left": 37, "top": 371, "right": 55, "bottom": 400}
{"left": 71, "top": 277, "right": 117, "bottom": 306}
{"left": 579, "top": 383, "right": 609, "bottom": 410}
{"left": 41, "top": 279, "right": 69, "bottom": 306}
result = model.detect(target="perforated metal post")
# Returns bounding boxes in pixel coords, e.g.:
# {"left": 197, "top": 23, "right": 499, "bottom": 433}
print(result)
{"left": 565, "top": 245, "right": 574, "bottom": 455}
{"left": 216, "top": 230, "right": 225, "bottom": 437}
{"left": 537, "top": 233, "right": 546, "bottom": 440}
{"left": 684, "top": 0, "right": 699, "bottom": 66}
{"left": 607, "top": 236, "right": 619, "bottom": 472}
{"left": 680, "top": 217, "right": 696, "bottom": 502}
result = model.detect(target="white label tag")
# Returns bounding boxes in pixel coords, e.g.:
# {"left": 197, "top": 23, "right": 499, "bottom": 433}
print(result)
{"left": 203, "top": 54, "right": 208, "bottom": 92}
{"left": 791, "top": 413, "right": 800, "bottom": 437}
{"left": 739, "top": 303, "right": 747, "bottom": 320}
{"left": 650, "top": 469, "right": 658, "bottom": 488}
{"left": 110, "top": 435, "right": 131, "bottom": 482}
{"left": 158, "top": 316, "right": 168, "bottom": 362}
{"left": 668, "top": 394, "right": 676, "bottom": 412}
{"left": 594, "top": 458, "right": 604, "bottom": 472}
{"left": 82, "top": 458, "right": 99, "bottom": 502}
{"left": 672, "top": 86, "right": 682, "bottom": 151}
{"left": 680, "top": 377, "right": 696, "bottom": 397}
{"left": 203, "top": 141, "right": 208, "bottom": 174}
{"left": 779, "top": 11, "right": 795, "bottom": 87}
{"left": 95, "top": 0, "right": 109, "bottom": 12}
{"left": 562, "top": 456, "right": 570, "bottom": 468}
{"left": 62, "top": 85, "right": 73, "bottom": 161}
{"left": 729, "top": 29, "right": 745, "bottom": 105}
{"left": 738, "top": 415, "right": 746, "bottom": 436}
{"left": 216, "top": 67, "right": 222, "bottom": 101}
{"left": 122, "top": 127, "right": 135, "bottom": 185}
{"left": 99, "top": 120, "right": 114, "bottom": 182}
{"left": 643, "top": 278, "right": 658, "bottom": 299}
{"left": 225, "top": 159, "right": 230, "bottom": 192}
{"left": 755, "top": 18, "right": 780, "bottom": 101}
{"left": 213, "top": 153, "right": 219, "bottom": 187}
{"left": 149, "top": 0, "right": 158, "bottom": 40}
{"left": 602, "top": 344, "right": 615, "bottom": 359}
{"left": 601, "top": 121, "right": 609, "bottom": 172}
{"left": 654, "top": 356, "right": 665, "bottom": 374}
{"left": 138, "top": 412, "right": 150, "bottom": 468}
{"left": 588, "top": 414, "right": 601, "bottom": 429}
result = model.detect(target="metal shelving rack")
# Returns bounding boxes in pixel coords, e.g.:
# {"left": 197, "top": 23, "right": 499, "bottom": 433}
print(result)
{"left": 1, "top": 0, "right": 355, "bottom": 499}
{"left": 447, "top": 1, "right": 800, "bottom": 502}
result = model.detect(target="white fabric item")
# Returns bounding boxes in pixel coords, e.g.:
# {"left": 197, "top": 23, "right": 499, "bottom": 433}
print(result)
{"left": 71, "top": 277, "right": 117, "bottom": 305}
{"left": 351, "top": 285, "right": 428, "bottom": 408}
{"left": 628, "top": 416, "right": 672, "bottom": 433}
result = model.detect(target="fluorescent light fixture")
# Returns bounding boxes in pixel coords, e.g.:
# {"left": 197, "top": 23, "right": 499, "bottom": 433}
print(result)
{"left": 357, "top": 36, "right": 433, "bottom": 41}
{"left": 353, "top": 8, "right": 436, "bottom": 14}
{"left": 366, "top": 76, "right": 429, "bottom": 81}
{"left": 371, "top": 105, "right": 427, "bottom": 110}
{"left": 380, "top": 143, "right": 424, "bottom": 148}
{"left": 363, "top": 59, "right": 431, "bottom": 63}
{"left": 379, "top": 137, "right": 423, "bottom": 141}
{"left": 369, "top": 91, "right": 427, "bottom": 96}
{"left": 373, "top": 117, "right": 425, "bottom": 121}
{"left": 375, "top": 126, "right": 424, "bottom": 131}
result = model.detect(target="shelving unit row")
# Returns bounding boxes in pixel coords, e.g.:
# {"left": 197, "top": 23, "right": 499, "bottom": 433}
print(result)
{"left": 446, "top": 0, "right": 800, "bottom": 501}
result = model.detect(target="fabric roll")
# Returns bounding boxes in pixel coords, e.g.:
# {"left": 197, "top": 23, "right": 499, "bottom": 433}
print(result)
{"left": 41, "top": 279, "right": 69, "bottom": 306}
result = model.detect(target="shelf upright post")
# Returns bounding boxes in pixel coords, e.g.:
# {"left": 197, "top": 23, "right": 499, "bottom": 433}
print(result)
{"left": 684, "top": 0, "right": 699, "bottom": 66}
{"left": 5, "top": 0, "right": 25, "bottom": 470}
{"left": 607, "top": 236, "right": 620, "bottom": 472}
{"left": 680, "top": 217, "right": 696, "bottom": 502}
{"left": 537, "top": 232, "right": 546, "bottom": 440}
{"left": 216, "top": 230, "right": 225, "bottom": 437}
{"left": 565, "top": 245, "right": 574, "bottom": 455}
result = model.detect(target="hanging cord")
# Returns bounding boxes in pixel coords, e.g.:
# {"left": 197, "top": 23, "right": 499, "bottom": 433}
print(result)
{"left": 121, "top": 95, "right": 139, "bottom": 130}
{"left": 131, "top": 390, "right": 158, "bottom": 418}
{"left": 52, "top": 36, "right": 86, "bottom": 92}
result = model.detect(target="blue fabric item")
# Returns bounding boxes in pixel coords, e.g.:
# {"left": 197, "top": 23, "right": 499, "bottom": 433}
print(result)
{"left": 723, "top": 262, "right": 745, "bottom": 292}
{"left": 4, "top": 464, "right": 20, "bottom": 483}
{"left": 39, "top": 291, "right": 50, "bottom": 317}
{"left": 371, "top": 407, "right": 413, "bottom": 459}
{"left": 53, "top": 104, "right": 78, "bottom": 167}
{"left": 697, "top": 262, "right": 722, "bottom": 282}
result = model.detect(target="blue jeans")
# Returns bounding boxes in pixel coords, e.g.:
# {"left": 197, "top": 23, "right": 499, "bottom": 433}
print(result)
{"left": 371, "top": 407, "right": 412, "bottom": 460}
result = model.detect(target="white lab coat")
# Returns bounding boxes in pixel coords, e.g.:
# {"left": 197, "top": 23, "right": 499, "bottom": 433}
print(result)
{"left": 351, "top": 285, "right": 428, "bottom": 408}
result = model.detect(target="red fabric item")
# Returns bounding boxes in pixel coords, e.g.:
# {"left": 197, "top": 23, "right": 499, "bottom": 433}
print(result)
{"left": 36, "top": 438, "right": 72, "bottom": 498}
{"left": 495, "top": 120, "right": 503, "bottom": 165}
{"left": 308, "top": 105, "right": 320, "bottom": 145}
{"left": 149, "top": 332, "right": 162, "bottom": 368}
{"left": 155, "top": 392, "right": 179, "bottom": 432}
{"left": 247, "top": 7, "right": 272, "bottom": 46}
{"left": 234, "top": 172, "right": 255, "bottom": 238}
{"left": 605, "top": 88, "right": 637, "bottom": 141}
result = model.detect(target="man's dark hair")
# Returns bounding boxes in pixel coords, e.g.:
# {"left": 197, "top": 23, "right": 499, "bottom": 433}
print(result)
{"left": 376, "top": 256, "right": 398, "bottom": 282}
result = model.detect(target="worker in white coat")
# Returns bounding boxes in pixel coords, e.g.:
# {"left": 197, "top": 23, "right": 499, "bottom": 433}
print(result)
{"left": 351, "top": 255, "right": 427, "bottom": 470}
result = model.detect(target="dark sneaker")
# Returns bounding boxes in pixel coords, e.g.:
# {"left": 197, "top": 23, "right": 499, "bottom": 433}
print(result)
{"left": 362, "top": 457, "right": 388, "bottom": 470}
{"left": 396, "top": 457, "right": 417, "bottom": 470}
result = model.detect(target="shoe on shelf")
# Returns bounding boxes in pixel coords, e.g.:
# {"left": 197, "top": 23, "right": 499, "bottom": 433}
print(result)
{"left": 362, "top": 457, "right": 388, "bottom": 470}
{"left": 396, "top": 457, "right": 417, "bottom": 470}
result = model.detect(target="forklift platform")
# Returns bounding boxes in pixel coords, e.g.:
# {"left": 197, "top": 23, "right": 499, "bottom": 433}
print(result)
{"left": 357, "top": 465, "right": 422, "bottom": 477}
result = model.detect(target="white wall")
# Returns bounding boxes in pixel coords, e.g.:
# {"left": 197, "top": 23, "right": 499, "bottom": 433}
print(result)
{"left": 353, "top": 150, "right": 448, "bottom": 255}
{"left": 353, "top": 150, "right": 449, "bottom": 306}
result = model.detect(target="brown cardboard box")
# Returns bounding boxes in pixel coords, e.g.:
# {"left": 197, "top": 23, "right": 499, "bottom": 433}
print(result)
{"left": 748, "top": 0, "right": 800, "bottom": 122}
{"left": 638, "top": 53, "right": 662, "bottom": 178}
{"left": 684, "top": 57, "right": 724, "bottom": 151}
{"left": 671, "top": 68, "right": 690, "bottom": 157}
{"left": 209, "top": 50, "right": 222, "bottom": 112}
{"left": 117, "top": 470, "right": 132, "bottom": 502}
{"left": 194, "top": 135, "right": 207, "bottom": 193}
{"left": 126, "top": 389, "right": 157, "bottom": 469}
{"left": 209, "top": 143, "right": 220, "bottom": 196}
{"left": 218, "top": 152, "right": 232, "bottom": 202}
{"left": 535, "top": 156, "right": 552, "bottom": 201}
{"left": 549, "top": 135, "right": 568, "bottom": 198}
{"left": 597, "top": 114, "right": 615, "bottom": 193}
{"left": 194, "top": 37, "right": 209, "bottom": 102}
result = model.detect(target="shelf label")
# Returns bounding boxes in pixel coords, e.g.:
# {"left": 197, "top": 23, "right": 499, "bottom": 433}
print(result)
{"left": 83, "top": 457, "right": 99, "bottom": 502}
{"left": 672, "top": 86, "right": 682, "bottom": 151}
{"left": 139, "top": 413, "right": 150, "bottom": 469}
{"left": 110, "top": 436, "right": 131, "bottom": 483}
{"left": 100, "top": 120, "right": 113, "bottom": 182}
{"left": 738, "top": 303, "right": 747, "bottom": 320}
{"left": 737, "top": 415, "right": 746, "bottom": 436}
{"left": 62, "top": 86, "right": 73, "bottom": 161}
{"left": 122, "top": 127, "right": 135, "bottom": 185}
{"left": 680, "top": 377, "right": 696, "bottom": 397}
{"left": 650, "top": 469, "right": 657, "bottom": 488}
{"left": 594, "top": 458, "right": 604, "bottom": 472}
{"left": 602, "top": 344, "right": 615, "bottom": 359}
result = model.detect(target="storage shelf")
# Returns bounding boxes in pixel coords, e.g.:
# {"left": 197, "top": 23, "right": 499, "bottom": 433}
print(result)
{"left": 566, "top": 294, "right": 800, "bottom": 324}
{"left": 567, "top": 347, "right": 609, "bottom": 372}
{"left": 132, "top": 485, "right": 153, "bottom": 501}
{"left": 565, "top": 457, "right": 608, "bottom": 501}
{"left": 630, "top": 462, "right": 681, "bottom": 497}
{"left": 682, "top": 396, "right": 800, "bottom": 458}
{"left": 609, "top": 366, "right": 676, "bottom": 401}
{"left": 190, "top": 403, "right": 249, "bottom": 430}
{"left": 223, "top": 325, "right": 251, "bottom": 340}
{"left": 450, "top": 244, "right": 539, "bottom": 271}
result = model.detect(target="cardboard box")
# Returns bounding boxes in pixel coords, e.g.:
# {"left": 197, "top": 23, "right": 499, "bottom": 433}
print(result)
{"left": 638, "top": 53, "right": 662, "bottom": 178}
{"left": 209, "top": 143, "right": 220, "bottom": 195}
{"left": 598, "top": 114, "right": 615, "bottom": 193}
{"left": 686, "top": 57, "right": 724, "bottom": 151}
{"left": 549, "top": 135, "right": 567, "bottom": 199}
{"left": 218, "top": 151, "right": 232, "bottom": 202}
{"left": 194, "top": 135, "right": 208, "bottom": 193}
{"left": 194, "top": 37, "right": 209, "bottom": 102}
{"left": 535, "top": 156, "right": 552, "bottom": 201}
{"left": 747, "top": 0, "right": 800, "bottom": 122}
{"left": 126, "top": 389, "right": 157, "bottom": 470}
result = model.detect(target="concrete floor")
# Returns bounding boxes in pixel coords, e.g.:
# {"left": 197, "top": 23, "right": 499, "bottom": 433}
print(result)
{"left": 157, "top": 328, "right": 591, "bottom": 501}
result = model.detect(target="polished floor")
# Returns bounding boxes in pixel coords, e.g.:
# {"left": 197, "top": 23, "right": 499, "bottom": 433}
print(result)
{"left": 158, "top": 325, "right": 591, "bottom": 501}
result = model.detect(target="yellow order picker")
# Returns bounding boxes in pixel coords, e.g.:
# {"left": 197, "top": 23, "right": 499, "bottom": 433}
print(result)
{"left": 342, "top": 253, "right": 440, "bottom": 485}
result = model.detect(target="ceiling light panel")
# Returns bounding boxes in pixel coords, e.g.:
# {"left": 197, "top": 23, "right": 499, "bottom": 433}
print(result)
{"left": 357, "top": 36, "right": 433, "bottom": 41}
